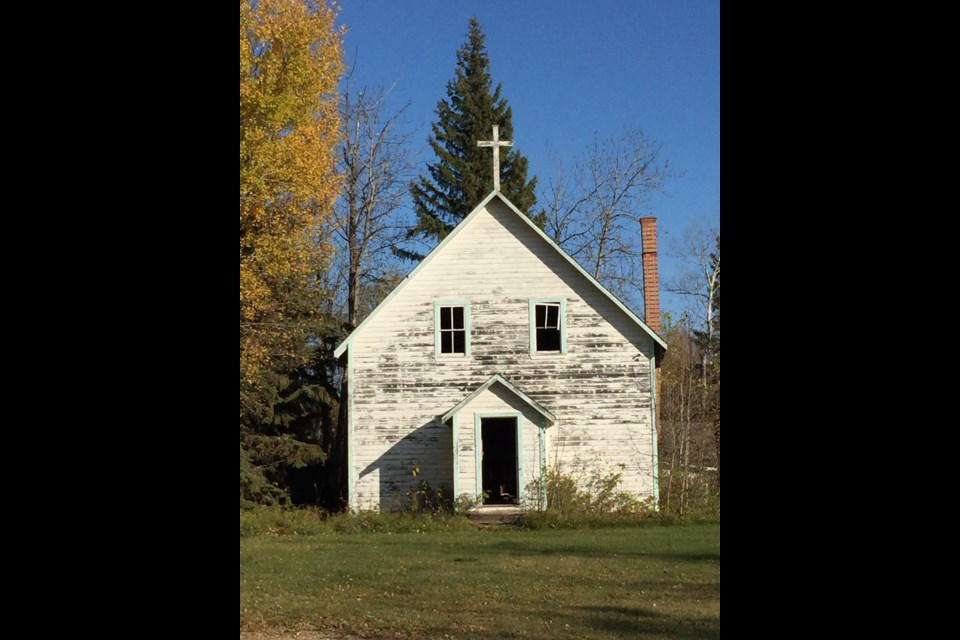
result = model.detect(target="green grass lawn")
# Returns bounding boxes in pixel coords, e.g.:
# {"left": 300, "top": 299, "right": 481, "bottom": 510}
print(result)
{"left": 240, "top": 523, "right": 720, "bottom": 639}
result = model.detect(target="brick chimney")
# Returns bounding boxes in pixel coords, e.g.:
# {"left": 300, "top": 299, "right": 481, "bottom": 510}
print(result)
{"left": 640, "top": 217, "right": 661, "bottom": 336}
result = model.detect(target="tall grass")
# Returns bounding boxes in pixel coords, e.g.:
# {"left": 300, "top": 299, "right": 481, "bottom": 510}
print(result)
{"left": 239, "top": 507, "right": 477, "bottom": 537}
{"left": 239, "top": 500, "right": 719, "bottom": 537}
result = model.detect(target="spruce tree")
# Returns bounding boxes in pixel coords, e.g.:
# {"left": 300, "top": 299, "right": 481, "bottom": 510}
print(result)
{"left": 406, "top": 18, "right": 538, "bottom": 255}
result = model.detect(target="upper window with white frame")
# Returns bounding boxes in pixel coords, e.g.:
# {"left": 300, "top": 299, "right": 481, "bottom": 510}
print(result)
{"left": 435, "top": 302, "right": 471, "bottom": 357}
{"left": 529, "top": 299, "right": 566, "bottom": 353}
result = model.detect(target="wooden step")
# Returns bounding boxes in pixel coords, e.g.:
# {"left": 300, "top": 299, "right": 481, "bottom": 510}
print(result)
{"left": 467, "top": 506, "right": 523, "bottom": 526}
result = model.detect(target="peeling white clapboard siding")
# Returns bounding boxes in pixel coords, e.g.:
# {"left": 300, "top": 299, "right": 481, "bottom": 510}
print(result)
{"left": 350, "top": 198, "right": 656, "bottom": 512}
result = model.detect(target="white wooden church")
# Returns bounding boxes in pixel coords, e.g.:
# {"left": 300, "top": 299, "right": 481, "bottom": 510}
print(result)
{"left": 334, "top": 127, "right": 666, "bottom": 512}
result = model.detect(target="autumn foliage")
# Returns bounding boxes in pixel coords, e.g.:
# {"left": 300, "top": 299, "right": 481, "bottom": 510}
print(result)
{"left": 240, "top": 0, "right": 343, "bottom": 419}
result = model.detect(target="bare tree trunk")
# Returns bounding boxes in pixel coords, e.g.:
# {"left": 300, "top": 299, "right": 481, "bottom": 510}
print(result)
{"left": 714, "top": 399, "right": 721, "bottom": 493}
{"left": 679, "top": 378, "right": 688, "bottom": 516}
{"left": 593, "top": 208, "right": 612, "bottom": 279}
{"left": 332, "top": 376, "right": 349, "bottom": 510}
{"left": 347, "top": 198, "right": 358, "bottom": 328}
{"left": 665, "top": 425, "right": 675, "bottom": 512}
{"left": 540, "top": 128, "right": 671, "bottom": 310}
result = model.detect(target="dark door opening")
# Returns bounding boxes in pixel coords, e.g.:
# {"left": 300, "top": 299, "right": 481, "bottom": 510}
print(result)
{"left": 481, "top": 417, "right": 518, "bottom": 504}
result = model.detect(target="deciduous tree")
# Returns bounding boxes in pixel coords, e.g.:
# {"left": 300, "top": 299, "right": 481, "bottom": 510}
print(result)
{"left": 333, "top": 83, "right": 414, "bottom": 329}
{"left": 542, "top": 128, "right": 671, "bottom": 311}
{"left": 666, "top": 224, "right": 720, "bottom": 377}
{"left": 658, "top": 319, "right": 719, "bottom": 513}
{"left": 319, "top": 83, "right": 414, "bottom": 509}
{"left": 239, "top": 0, "right": 343, "bottom": 421}
{"left": 665, "top": 227, "right": 720, "bottom": 491}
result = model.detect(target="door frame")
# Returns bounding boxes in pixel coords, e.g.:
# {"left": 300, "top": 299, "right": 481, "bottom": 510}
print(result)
{"left": 475, "top": 412, "right": 524, "bottom": 504}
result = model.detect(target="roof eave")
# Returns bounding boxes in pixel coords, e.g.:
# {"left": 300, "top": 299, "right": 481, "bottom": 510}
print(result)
{"left": 441, "top": 373, "right": 557, "bottom": 425}
{"left": 333, "top": 190, "right": 667, "bottom": 356}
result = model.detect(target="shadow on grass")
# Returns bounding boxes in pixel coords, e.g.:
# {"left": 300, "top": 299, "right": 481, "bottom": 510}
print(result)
{"left": 411, "top": 604, "right": 720, "bottom": 640}
{"left": 487, "top": 540, "right": 720, "bottom": 563}
{"left": 567, "top": 605, "right": 720, "bottom": 639}
{"left": 642, "top": 552, "right": 721, "bottom": 562}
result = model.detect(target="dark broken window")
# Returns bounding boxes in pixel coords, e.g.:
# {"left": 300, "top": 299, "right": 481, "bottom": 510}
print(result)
{"left": 439, "top": 305, "right": 466, "bottom": 354}
{"left": 535, "top": 303, "right": 562, "bottom": 352}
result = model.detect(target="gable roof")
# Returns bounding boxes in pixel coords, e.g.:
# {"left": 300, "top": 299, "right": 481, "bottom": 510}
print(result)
{"left": 441, "top": 374, "right": 557, "bottom": 425}
{"left": 334, "top": 190, "right": 667, "bottom": 358}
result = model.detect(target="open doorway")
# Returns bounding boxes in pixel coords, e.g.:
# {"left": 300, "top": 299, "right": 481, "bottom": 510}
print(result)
{"left": 481, "top": 417, "right": 519, "bottom": 504}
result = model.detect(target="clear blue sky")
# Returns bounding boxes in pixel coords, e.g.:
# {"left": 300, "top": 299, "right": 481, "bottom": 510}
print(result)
{"left": 336, "top": 0, "right": 720, "bottom": 316}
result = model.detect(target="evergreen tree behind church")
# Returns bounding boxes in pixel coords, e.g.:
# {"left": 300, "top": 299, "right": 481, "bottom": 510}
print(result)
{"left": 405, "top": 18, "right": 538, "bottom": 257}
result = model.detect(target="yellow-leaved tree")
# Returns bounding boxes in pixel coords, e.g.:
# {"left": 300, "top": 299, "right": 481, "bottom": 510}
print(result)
{"left": 240, "top": 0, "right": 343, "bottom": 421}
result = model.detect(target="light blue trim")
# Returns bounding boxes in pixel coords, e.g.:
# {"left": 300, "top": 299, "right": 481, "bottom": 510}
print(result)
{"left": 475, "top": 412, "right": 525, "bottom": 505}
{"left": 433, "top": 300, "right": 471, "bottom": 358}
{"left": 441, "top": 373, "right": 556, "bottom": 424}
{"left": 346, "top": 348, "right": 356, "bottom": 512}
{"left": 451, "top": 414, "right": 460, "bottom": 499}
{"left": 517, "top": 417, "right": 525, "bottom": 504}
{"left": 650, "top": 353, "right": 660, "bottom": 510}
{"left": 333, "top": 190, "right": 666, "bottom": 358}
{"left": 539, "top": 417, "right": 548, "bottom": 510}
{"left": 474, "top": 414, "right": 483, "bottom": 499}
{"left": 528, "top": 298, "right": 567, "bottom": 354}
